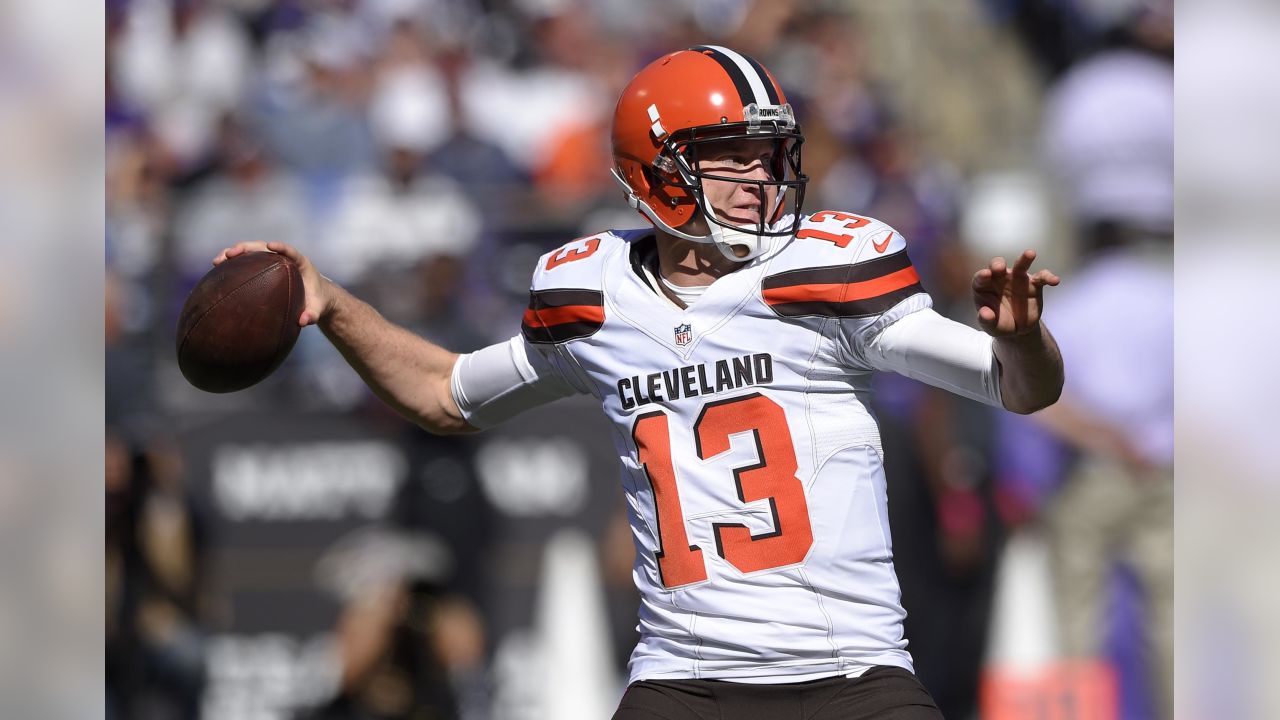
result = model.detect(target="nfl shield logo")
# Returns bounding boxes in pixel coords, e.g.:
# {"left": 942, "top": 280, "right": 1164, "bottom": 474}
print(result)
{"left": 673, "top": 323, "right": 693, "bottom": 346}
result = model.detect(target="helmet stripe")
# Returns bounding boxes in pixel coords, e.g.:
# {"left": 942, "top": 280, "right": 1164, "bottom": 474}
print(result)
{"left": 692, "top": 45, "right": 773, "bottom": 108}
{"left": 691, "top": 45, "right": 756, "bottom": 107}
{"left": 741, "top": 54, "right": 781, "bottom": 105}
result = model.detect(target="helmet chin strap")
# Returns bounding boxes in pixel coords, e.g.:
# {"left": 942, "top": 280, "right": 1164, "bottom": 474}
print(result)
{"left": 702, "top": 208, "right": 770, "bottom": 263}
{"left": 699, "top": 186, "right": 789, "bottom": 262}
{"left": 610, "top": 168, "right": 784, "bottom": 263}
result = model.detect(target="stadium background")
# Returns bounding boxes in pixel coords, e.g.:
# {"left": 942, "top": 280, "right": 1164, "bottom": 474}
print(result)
{"left": 104, "top": 1, "right": 1172, "bottom": 719}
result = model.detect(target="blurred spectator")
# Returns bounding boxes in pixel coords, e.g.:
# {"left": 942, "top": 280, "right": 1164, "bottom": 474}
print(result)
{"left": 325, "top": 55, "right": 481, "bottom": 286}
{"left": 252, "top": 16, "right": 375, "bottom": 185}
{"left": 110, "top": 0, "right": 252, "bottom": 172}
{"left": 1032, "top": 7, "right": 1174, "bottom": 717}
{"left": 302, "top": 61, "right": 486, "bottom": 406}
{"left": 987, "top": 0, "right": 1172, "bottom": 80}
{"left": 1040, "top": 8, "right": 1173, "bottom": 238}
{"left": 106, "top": 431, "right": 212, "bottom": 720}
{"left": 529, "top": 37, "right": 633, "bottom": 217}
{"left": 390, "top": 428, "right": 496, "bottom": 719}
{"left": 1033, "top": 234, "right": 1173, "bottom": 719}
{"left": 305, "top": 529, "right": 483, "bottom": 720}
{"left": 422, "top": 47, "right": 527, "bottom": 219}
{"left": 173, "top": 114, "right": 310, "bottom": 283}
{"left": 458, "top": 4, "right": 607, "bottom": 175}
{"left": 980, "top": 0, "right": 1095, "bottom": 79}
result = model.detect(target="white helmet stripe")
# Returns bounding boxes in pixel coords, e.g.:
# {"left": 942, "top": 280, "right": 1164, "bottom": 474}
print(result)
{"left": 703, "top": 44, "right": 774, "bottom": 107}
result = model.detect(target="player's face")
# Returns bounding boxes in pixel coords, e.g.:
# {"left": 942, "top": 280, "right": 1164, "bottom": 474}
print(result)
{"left": 693, "top": 137, "right": 781, "bottom": 228}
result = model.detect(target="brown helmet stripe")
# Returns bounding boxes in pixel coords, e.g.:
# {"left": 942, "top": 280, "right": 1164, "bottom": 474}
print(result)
{"left": 691, "top": 45, "right": 774, "bottom": 108}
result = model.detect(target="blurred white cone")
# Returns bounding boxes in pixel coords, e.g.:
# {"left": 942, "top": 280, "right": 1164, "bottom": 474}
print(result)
{"left": 533, "top": 529, "right": 617, "bottom": 720}
{"left": 985, "top": 525, "right": 1059, "bottom": 666}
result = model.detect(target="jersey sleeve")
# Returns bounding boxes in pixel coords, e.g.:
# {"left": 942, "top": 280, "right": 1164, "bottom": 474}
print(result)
{"left": 450, "top": 335, "right": 588, "bottom": 430}
{"left": 777, "top": 214, "right": 1002, "bottom": 405}
{"left": 861, "top": 308, "right": 1004, "bottom": 408}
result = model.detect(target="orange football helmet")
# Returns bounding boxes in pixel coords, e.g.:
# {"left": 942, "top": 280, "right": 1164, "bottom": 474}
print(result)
{"left": 610, "top": 46, "right": 808, "bottom": 261}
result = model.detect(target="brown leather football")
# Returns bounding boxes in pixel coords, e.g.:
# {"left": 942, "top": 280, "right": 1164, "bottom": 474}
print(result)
{"left": 176, "top": 251, "right": 306, "bottom": 393}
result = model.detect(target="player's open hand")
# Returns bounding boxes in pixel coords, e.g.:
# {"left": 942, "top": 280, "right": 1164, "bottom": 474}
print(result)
{"left": 213, "top": 241, "right": 333, "bottom": 326}
{"left": 971, "top": 250, "right": 1060, "bottom": 338}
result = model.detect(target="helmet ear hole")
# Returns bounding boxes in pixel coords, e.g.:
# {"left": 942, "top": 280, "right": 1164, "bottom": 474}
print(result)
{"left": 640, "top": 165, "right": 664, "bottom": 190}
{"left": 644, "top": 164, "right": 689, "bottom": 206}
{"left": 642, "top": 161, "right": 684, "bottom": 190}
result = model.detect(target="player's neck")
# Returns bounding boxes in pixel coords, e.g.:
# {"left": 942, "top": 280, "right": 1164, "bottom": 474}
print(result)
{"left": 653, "top": 231, "right": 740, "bottom": 288}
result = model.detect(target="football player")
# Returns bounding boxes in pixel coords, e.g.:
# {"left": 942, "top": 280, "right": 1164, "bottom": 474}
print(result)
{"left": 216, "top": 46, "right": 1062, "bottom": 720}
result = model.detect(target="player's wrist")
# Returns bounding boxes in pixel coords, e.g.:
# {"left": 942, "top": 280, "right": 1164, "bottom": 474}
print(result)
{"left": 314, "top": 276, "right": 345, "bottom": 326}
{"left": 994, "top": 320, "right": 1045, "bottom": 346}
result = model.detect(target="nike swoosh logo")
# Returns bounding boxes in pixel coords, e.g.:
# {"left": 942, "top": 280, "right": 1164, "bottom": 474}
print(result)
{"left": 872, "top": 232, "right": 894, "bottom": 254}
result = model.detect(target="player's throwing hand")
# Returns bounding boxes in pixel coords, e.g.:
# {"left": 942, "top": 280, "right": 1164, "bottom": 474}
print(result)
{"left": 971, "top": 249, "right": 1060, "bottom": 337}
{"left": 213, "top": 241, "right": 333, "bottom": 327}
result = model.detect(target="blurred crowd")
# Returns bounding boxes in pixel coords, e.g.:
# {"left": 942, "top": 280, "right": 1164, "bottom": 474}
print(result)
{"left": 105, "top": 1, "right": 1172, "bottom": 719}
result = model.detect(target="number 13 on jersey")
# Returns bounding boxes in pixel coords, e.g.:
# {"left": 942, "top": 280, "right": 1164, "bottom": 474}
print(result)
{"left": 632, "top": 393, "right": 814, "bottom": 589}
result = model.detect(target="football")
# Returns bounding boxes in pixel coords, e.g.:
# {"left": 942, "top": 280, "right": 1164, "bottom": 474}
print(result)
{"left": 176, "top": 251, "right": 306, "bottom": 393}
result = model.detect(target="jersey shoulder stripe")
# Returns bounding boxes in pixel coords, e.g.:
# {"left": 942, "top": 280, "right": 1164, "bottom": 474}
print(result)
{"left": 521, "top": 288, "right": 605, "bottom": 344}
{"left": 524, "top": 231, "right": 624, "bottom": 344}
{"left": 763, "top": 211, "right": 922, "bottom": 318}
{"left": 762, "top": 249, "right": 922, "bottom": 318}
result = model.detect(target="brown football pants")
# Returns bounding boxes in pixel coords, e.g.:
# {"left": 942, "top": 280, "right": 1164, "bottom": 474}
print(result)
{"left": 612, "top": 666, "right": 943, "bottom": 720}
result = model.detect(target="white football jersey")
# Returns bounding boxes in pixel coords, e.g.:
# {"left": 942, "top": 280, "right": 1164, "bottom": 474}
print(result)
{"left": 519, "top": 211, "right": 932, "bottom": 684}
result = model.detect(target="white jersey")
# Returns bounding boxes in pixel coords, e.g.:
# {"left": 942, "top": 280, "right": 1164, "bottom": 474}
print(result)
{"left": 462, "top": 211, "right": 1003, "bottom": 685}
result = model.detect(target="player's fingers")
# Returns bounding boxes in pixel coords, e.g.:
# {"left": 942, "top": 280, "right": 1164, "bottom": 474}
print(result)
{"left": 972, "top": 267, "right": 994, "bottom": 289}
{"left": 984, "top": 261, "right": 1009, "bottom": 296}
{"left": 214, "top": 243, "right": 252, "bottom": 265}
{"left": 1029, "top": 269, "right": 1059, "bottom": 285}
{"left": 265, "top": 241, "right": 304, "bottom": 264}
{"left": 216, "top": 241, "right": 269, "bottom": 264}
{"left": 1012, "top": 249, "right": 1035, "bottom": 277}
{"left": 976, "top": 305, "right": 999, "bottom": 332}
{"left": 1031, "top": 269, "right": 1060, "bottom": 287}
{"left": 212, "top": 247, "right": 239, "bottom": 265}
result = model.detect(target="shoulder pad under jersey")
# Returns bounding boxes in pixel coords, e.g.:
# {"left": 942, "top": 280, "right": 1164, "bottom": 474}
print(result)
{"left": 762, "top": 210, "right": 924, "bottom": 318}
{"left": 521, "top": 231, "right": 619, "bottom": 344}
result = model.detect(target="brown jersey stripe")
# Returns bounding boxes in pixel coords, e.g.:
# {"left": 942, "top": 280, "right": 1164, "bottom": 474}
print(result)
{"left": 762, "top": 250, "right": 913, "bottom": 291}
{"left": 522, "top": 319, "right": 605, "bottom": 344}
{"left": 522, "top": 288, "right": 605, "bottom": 344}
{"left": 522, "top": 304, "right": 605, "bottom": 328}
{"left": 529, "top": 288, "right": 604, "bottom": 310}
{"left": 762, "top": 267, "right": 921, "bottom": 305}
{"left": 767, "top": 283, "right": 925, "bottom": 318}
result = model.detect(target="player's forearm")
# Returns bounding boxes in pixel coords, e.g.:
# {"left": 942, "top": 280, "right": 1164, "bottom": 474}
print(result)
{"left": 992, "top": 323, "right": 1064, "bottom": 414}
{"left": 317, "top": 281, "right": 472, "bottom": 434}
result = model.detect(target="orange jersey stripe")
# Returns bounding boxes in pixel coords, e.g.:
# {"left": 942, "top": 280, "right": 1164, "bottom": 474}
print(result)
{"left": 522, "top": 304, "right": 606, "bottom": 328}
{"left": 762, "top": 266, "right": 920, "bottom": 305}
